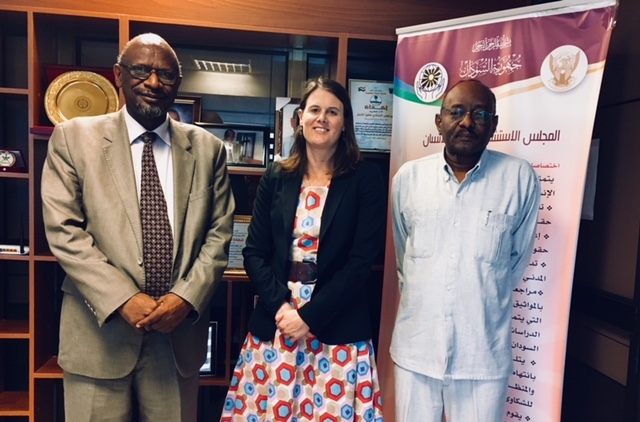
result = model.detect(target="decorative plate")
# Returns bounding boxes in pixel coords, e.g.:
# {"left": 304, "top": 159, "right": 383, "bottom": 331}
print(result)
{"left": 44, "top": 70, "right": 119, "bottom": 124}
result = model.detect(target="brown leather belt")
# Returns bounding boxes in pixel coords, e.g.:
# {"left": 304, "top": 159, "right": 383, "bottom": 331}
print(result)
{"left": 288, "top": 261, "right": 318, "bottom": 284}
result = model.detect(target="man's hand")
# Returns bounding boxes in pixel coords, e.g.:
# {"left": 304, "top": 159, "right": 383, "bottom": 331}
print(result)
{"left": 118, "top": 293, "right": 159, "bottom": 333}
{"left": 135, "top": 293, "right": 192, "bottom": 333}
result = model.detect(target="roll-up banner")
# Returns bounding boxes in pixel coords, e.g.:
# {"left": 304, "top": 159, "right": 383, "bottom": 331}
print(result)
{"left": 378, "top": 1, "right": 618, "bottom": 420}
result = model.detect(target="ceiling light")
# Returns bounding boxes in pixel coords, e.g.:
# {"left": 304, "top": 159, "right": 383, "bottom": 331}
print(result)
{"left": 194, "top": 59, "right": 252, "bottom": 74}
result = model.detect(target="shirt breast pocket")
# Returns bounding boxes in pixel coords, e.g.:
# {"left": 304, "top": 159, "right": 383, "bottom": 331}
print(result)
{"left": 407, "top": 209, "right": 438, "bottom": 259}
{"left": 474, "top": 211, "right": 514, "bottom": 264}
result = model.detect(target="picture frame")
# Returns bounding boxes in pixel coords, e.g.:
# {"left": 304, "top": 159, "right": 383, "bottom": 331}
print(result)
{"left": 348, "top": 79, "right": 394, "bottom": 152}
{"left": 199, "top": 321, "right": 219, "bottom": 376}
{"left": 275, "top": 97, "right": 301, "bottom": 159}
{"left": 170, "top": 95, "right": 202, "bottom": 124}
{"left": 227, "top": 215, "right": 251, "bottom": 272}
{"left": 196, "top": 123, "right": 270, "bottom": 169}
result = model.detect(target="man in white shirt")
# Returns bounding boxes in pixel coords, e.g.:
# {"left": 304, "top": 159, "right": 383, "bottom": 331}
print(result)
{"left": 391, "top": 79, "right": 540, "bottom": 422}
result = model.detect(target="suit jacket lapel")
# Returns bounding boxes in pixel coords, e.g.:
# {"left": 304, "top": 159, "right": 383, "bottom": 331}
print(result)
{"left": 169, "top": 121, "right": 195, "bottom": 259}
{"left": 281, "top": 172, "right": 302, "bottom": 251}
{"left": 102, "top": 110, "right": 144, "bottom": 253}
{"left": 320, "top": 173, "right": 350, "bottom": 241}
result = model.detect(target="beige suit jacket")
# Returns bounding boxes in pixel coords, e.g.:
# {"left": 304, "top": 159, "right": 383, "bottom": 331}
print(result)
{"left": 41, "top": 109, "right": 234, "bottom": 378}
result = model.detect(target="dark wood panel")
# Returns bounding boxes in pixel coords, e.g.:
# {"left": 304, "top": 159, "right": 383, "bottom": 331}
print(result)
{"left": 562, "top": 357, "right": 626, "bottom": 421}
{"left": 575, "top": 103, "right": 640, "bottom": 299}
{"left": 598, "top": 0, "right": 640, "bottom": 106}
{"left": 129, "top": 21, "right": 338, "bottom": 51}
{"left": 4, "top": 0, "right": 533, "bottom": 38}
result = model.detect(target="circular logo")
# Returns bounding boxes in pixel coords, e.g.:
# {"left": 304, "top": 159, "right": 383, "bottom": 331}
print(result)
{"left": 540, "top": 45, "right": 588, "bottom": 92}
{"left": 0, "top": 150, "right": 16, "bottom": 167}
{"left": 75, "top": 96, "right": 91, "bottom": 111}
{"left": 369, "top": 95, "right": 382, "bottom": 106}
{"left": 414, "top": 62, "right": 448, "bottom": 103}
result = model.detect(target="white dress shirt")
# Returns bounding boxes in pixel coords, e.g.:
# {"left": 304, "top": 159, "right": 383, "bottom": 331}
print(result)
{"left": 124, "top": 110, "right": 175, "bottom": 234}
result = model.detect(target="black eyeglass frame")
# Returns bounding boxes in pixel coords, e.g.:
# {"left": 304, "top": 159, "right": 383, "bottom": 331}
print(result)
{"left": 440, "top": 106, "right": 496, "bottom": 124}
{"left": 118, "top": 63, "right": 182, "bottom": 86}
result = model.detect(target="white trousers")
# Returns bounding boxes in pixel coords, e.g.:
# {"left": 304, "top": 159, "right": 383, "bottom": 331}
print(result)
{"left": 394, "top": 363, "right": 509, "bottom": 422}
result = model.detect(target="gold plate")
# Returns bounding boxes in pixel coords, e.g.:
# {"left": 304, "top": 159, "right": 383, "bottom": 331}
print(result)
{"left": 45, "top": 70, "right": 119, "bottom": 125}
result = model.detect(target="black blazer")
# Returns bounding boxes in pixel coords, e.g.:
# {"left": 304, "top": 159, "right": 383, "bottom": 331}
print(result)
{"left": 243, "top": 160, "right": 386, "bottom": 344}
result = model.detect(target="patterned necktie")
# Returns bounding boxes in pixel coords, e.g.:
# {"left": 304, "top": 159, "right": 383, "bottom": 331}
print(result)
{"left": 140, "top": 131, "right": 173, "bottom": 299}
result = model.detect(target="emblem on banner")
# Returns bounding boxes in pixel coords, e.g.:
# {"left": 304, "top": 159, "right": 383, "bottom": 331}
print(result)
{"left": 414, "top": 62, "right": 448, "bottom": 103}
{"left": 540, "top": 45, "right": 588, "bottom": 92}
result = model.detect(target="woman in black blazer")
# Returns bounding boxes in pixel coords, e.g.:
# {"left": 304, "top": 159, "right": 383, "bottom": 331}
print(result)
{"left": 221, "top": 77, "right": 386, "bottom": 421}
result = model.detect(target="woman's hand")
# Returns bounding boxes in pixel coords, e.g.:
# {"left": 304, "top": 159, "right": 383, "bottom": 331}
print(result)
{"left": 276, "top": 303, "right": 310, "bottom": 342}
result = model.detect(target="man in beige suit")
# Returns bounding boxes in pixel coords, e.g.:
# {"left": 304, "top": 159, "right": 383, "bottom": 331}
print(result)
{"left": 41, "top": 33, "right": 235, "bottom": 421}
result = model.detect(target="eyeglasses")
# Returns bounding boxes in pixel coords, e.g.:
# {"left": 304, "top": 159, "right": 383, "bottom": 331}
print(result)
{"left": 119, "top": 64, "right": 181, "bottom": 85}
{"left": 440, "top": 107, "right": 495, "bottom": 124}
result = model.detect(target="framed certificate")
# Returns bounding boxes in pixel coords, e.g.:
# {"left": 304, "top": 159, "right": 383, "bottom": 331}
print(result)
{"left": 227, "top": 215, "right": 251, "bottom": 271}
{"left": 348, "top": 79, "right": 394, "bottom": 152}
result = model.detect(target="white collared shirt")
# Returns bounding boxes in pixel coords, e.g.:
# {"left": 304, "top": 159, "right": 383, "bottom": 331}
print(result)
{"left": 124, "top": 110, "right": 175, "bottom": 234}
{"left": 391, "top": 149, "right": 541, "bottom": 380}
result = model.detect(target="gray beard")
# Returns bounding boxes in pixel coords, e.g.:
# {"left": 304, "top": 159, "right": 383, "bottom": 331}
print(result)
{"left": 135, "top": 102, "right": 164, "bottom": 118}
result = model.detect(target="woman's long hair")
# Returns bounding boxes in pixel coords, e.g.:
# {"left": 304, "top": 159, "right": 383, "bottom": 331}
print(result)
{"left": 280, "top": 77, "right": 361, "bottom": 178}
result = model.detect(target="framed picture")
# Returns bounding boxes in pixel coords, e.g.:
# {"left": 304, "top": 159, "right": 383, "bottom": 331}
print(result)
{"left": 196, "top": 123, "right": 270, "bottom": 169}
{"left": 199, "top": 321, "right": 218, "bottom": 376}
{"left": 348, "top": 79, "right": 394, "bottom": 152}
{"left": 170, "top": 95, "right": 202, "bottom": 124}
{"left": 275, "top": 97, "right": 300, "bottom": 159}
{"left": 227, "top": 215, "right": 251, "bottom": 271}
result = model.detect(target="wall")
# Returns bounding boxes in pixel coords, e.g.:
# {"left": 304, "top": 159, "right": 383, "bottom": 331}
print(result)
{"left": 574, "top": 0, "right": 640, "bottom": 298}
{"left": 564, "top": 0, "right": 640, "bottom": 419}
